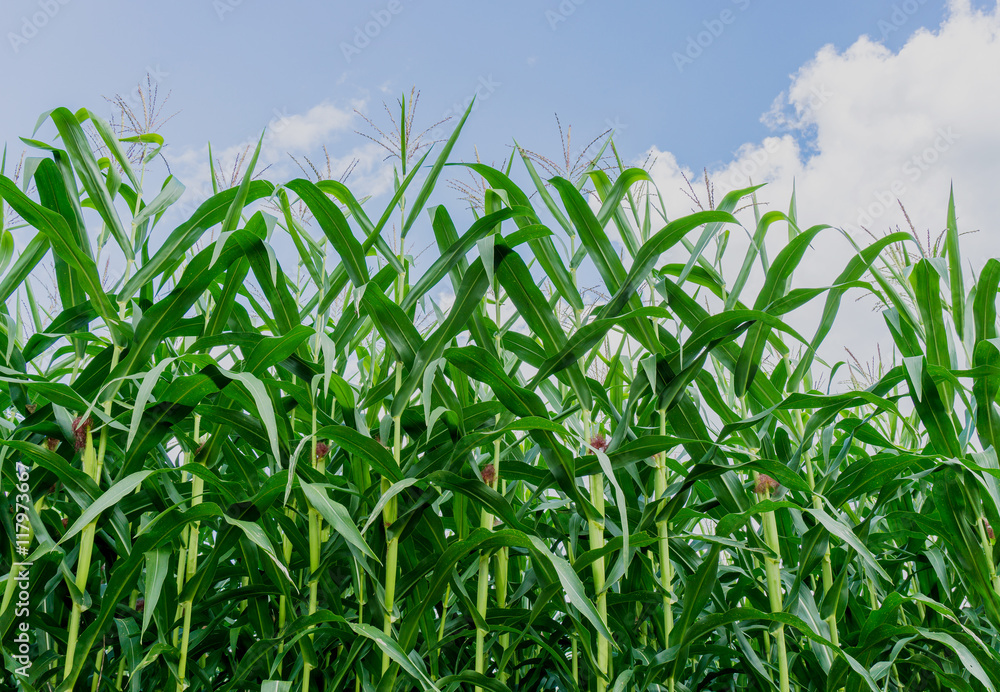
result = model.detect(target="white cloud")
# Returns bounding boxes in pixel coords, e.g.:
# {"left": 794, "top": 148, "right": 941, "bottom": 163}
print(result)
{"left": 267, "top": 102, "right": 355, "bottom": 152}
{"left": 640, "top": 0, "right": 1000, "bottom": 376}
{"left": 164, "top": 99, "right": 395, "bottom": 220}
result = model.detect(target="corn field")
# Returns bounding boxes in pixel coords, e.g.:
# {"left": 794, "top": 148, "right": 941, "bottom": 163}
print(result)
{"left": 1, "top": 98, "right": 1000, "bottom": 692}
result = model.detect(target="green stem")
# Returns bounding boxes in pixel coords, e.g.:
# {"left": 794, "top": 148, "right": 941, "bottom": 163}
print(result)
{"left": 976, "top": 515, "right": 1000, "bottom": 594}
{"left": 115, "top": 590, "right": 139, "bottom": 688}
{"left": 1, "top": 504, "right": 33, "bottom": 615}
{"left": 496, "top": 490, "right": 509, "bottom": 684}
{"left": 63, "top": 426, "right": 97, "bottom": 680}
{"left": 761, "top": 484, "right": 789, "bottom": 692}
{"left": 565, "top": 539, "right": 579, "bottom": 687}
{"left": 277, "top": 503, "right": 294, "bottom": 677}
{"left": 474, "top": 550, "right": 490, "bottom": 688}
{"left": 303, "top": 410, "right": 320, "bottom": 692}
{"left": 433, "top": 582, "right": 451, "bottom": 681}
{"left": 654, "top": 408, "right": 674, "bottom": 692}
{"left": 572, "top": 635, "right": 578, "bottom": 686}
{"left": 91, "top": 641, "right": 104, "bottom": 692}
{"left": 585, "top": 410, "right": 609, "bottom": 692}
{"left": 804, "top": 447, "right": 838, "bottom": 647}
{"left": 492, "top": 285, "right": 510, "bottom": 685}
{"left": 177, "top": 431, "right": 205, "bottom": 692}
{"left": 382, "top": 364, "right": 403, "bottom": 674}
{"left": 66, "top": 287, "right": 131, "bottom": 680}
{"left": 474, "top": 440, "right": 500, "bottom": 691}
{"left": 172, "top": 543, "right": 186, "bottom": 649}
{"left": 172, "top": 417, "right": 199, "bottom": 655}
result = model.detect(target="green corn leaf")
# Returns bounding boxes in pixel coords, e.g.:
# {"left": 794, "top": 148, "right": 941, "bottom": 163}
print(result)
{"left": 318, "top": 425, "right": 402, "bottom": 482}
{"left": 221, "top": 131, "right": 265, "bottom": 235}
{"left": 945, "top": 185, "right": 965, "bottom": 337}
{"left": 445, "top": 345, "right": 547, "bottom": 418}
{"left": 400, "top": 99, "right": 474, "bottom": 239}
{"left": 974, "top": 258, "right": 1000, "bottom": 345}
{"left": 901, "top": 354, "right": 961, "bottom": 457}
{"left": 0, "top": 175, "right": 120, "bottom": 337}
{"left": 789, "top": 231, "right": 913, "bottom": 387}
{"left": 910, "top": 258, "right": 952, "bottom": 371}
{"left": 406, "top": 205, "right": 519, "bottom": 310}
{"left": 34, "top": 159, "right": 90, "bottom": 315}
{"left": 0, "top": 232, "right": 49, "bottom": 303}
{"left": 141, "top": 547, "right": 170, "bottom": 635}
{"left": 242, "top": 325, "right": 314, "bottom": 376}
{"left": 41, "top": 107, "right": 132, "bottom": 259}
{"left": 119, "top": 181, "right": 274, "bottom": 300}
{"left": 734, "top": 224, "right": 832, "bottom": 397}
{"left": 675, "top": 185, "right": 761, "bottom": 286}
{"left": 601, "top": 210, "right": 738, "bottom": 320}
{"left": 132, "top": 175, "right": 185, "bottom": 232}
{"left": 391, "top": 257, "right": 490, "bottom": 419}
{"left": 493, "top": 244, "right": 591, "bottom": 411}
{"left": 298, "top": 479, "right": 377, "bottom": 562}
{"left": 974, "top": 341, "right": 1000, "bottom": 453}
{"left": 285, "top": 178, "right": 369, "bottom": 288}
{"left": 81, "top": 109, "right": 141, "bottom": 191}
{"left": 667, "top": 543, "right": 722, "bottom": 678}
{"left": 462, "top": 163, "right": 583, "bottom": 310}
{"left": 932, "top": 466, "right": 1000, "bottom": 623}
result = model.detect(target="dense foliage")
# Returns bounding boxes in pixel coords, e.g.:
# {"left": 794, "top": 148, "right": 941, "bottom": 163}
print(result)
{"left": 2, "top": 98, "right": 1000, "bottom": 692}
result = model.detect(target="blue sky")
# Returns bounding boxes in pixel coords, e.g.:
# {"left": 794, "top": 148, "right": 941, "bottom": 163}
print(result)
{"left": 3, "top": 0, "right": 1000, "bottom": 368}
{"left": 0, "top": 0, "right": 985, "bottom": 172}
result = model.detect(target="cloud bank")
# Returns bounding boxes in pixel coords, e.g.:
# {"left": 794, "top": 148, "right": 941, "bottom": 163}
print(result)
{"left": 642, "top": 0, "right": 1000, "bottom": 373}
{"left": 165, "top": 99, "right": 395, "bottom": 221}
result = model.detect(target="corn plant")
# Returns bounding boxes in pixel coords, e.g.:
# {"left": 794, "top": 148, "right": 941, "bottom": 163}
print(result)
{"left": 1, "top": 95, "right": 1000, "bottom": 692}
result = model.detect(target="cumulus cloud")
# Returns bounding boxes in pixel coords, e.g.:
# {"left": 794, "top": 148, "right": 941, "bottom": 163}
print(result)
{"left": 640, "top": 0, "right": 1000, "bottom": 373}
{"left": 164, "top": 99, "right": 394, "bottom": 221}
{"left": 267, "top": 102, "right": 354, "bottom": 152}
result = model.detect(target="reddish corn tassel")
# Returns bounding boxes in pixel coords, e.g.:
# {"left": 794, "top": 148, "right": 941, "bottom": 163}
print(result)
{"left": 481, "top": 462, "right": 497, "bottom": 486}
{"left": 590, "top": 434, "right": 609, "bottom": 452}
{"left": 72, "top": 416, "right": 93, "bottom": 452}
{"left": 754, "top": 474, "right": 780, "bottom": 495}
